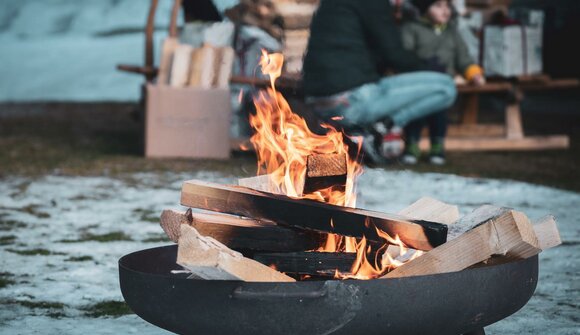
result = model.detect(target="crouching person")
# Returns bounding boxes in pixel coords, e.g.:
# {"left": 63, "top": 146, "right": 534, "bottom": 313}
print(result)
{"left": 302, "top": 0, "right": 457, "bottom": 165}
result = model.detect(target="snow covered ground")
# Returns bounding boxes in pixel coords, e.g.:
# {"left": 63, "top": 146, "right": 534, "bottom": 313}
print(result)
{"left": 0, "top": 170, "right": 578, "bottom": 334}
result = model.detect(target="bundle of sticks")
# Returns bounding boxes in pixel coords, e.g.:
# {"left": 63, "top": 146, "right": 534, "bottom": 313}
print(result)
{"left": 159, "top": 154, "right": 561, "bottom": 282}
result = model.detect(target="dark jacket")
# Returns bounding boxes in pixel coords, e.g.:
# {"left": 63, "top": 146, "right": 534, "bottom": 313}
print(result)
{"left": 400, "top": 19, "right": 475, "bottom": 77}
{"left": 302, "top": 0, "right": 428, "bottom": 97}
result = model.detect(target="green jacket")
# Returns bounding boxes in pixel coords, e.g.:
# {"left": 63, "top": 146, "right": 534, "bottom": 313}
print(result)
{"left": 303, "top": 0, "right": 429, "bottom": 97}
{"left": 400, "top": 19, "right": 475, "bottom": 77}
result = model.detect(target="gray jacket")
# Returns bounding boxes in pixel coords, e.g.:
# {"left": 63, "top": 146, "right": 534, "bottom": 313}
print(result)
{"left": 400, "top": 19, "right": 475, "bottom": 76}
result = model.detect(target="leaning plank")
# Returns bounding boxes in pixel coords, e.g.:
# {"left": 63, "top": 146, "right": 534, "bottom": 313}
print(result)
{"left": 177, "top": 225, "right": 295, "bottom": 282}
{"left": 398, "top": 197, "right": 459, "bottom": 225}
{"left": 238, "top": 174, "right": 282, "bottom": 194}
{"left": 253, "top": 251, "right": 356, "bottom": 275}
{"left": 180, "top": 180, "right": 448, "bottom": 251}
{"left": 160, "top": 209, "right": 323, "bottom": 251}
{"left": 386, "top": 197, "right": 459, "bottom": 262}
{"left": 533, "top": 215, "right": 561, "bottom": 250}
{"left": 383, "top": 209, "right": 540, "bottom": 278}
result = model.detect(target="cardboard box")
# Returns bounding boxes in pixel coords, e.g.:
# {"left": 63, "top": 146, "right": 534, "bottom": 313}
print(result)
{"left": 145, "top": 84, "right": 231, "bottom": 159}
{"left": 483, "top": 25, "right": 543, "bottom": 77}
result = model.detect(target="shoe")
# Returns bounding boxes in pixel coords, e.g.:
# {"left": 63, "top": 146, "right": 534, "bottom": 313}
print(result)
{"left": 346, "top": 129, "right": 387, "bottom": 166}
{"left": 380, "top": 126, "right": 404, "bottom": 159}
{"left": 429, "top": 142, "right": 446, "bottom": 165}
{"left": 401, "top": 142, "right": 421, "bottom": 165}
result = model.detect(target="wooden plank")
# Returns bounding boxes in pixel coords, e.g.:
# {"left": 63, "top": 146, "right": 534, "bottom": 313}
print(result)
{"left": 169, "top": 44, "right": 193, "bottom": 87}
{"left": 419, "top": 135, "right": 570, "bottom": 151}
{"left": 456, "top": 82, "right": 512, "bottom": 94}
{"left": 181, "top": 180, "right": 448, "bottom": 250}
{"left": 177, "top": 225, "right": 295, "bottom": 282}
{"left": 446, "top": 124, "right": 505, "bottom": 138}
{"left": 214, "top": 47, "right": 235, "bottom": 89}
{"left": 385, "top": 197, "right": 459, "bottom": 264}
{"left": 506, "top": 103, "right": 524, "bottom": 139}
{"left": 518, "top": 78, "right": 579, "bottom": 91}
{"left": 533, "top": 215, "right": 561, "bottom": 250}
{"left": 160, "top": 209, "right": 323, "bottom": 252}
{"left": 253, "top": 251, "right": 356, "bottom": 275}
{"left": 383, "top": 208, "right": 540, "bottom": 278}
{"left": 238, "top": 174, "right": 282, "bottom": 194}
{"left": 157, "top": 37, "right": 179, "bottom": 85}
{"left": 398, "top": 197, "right": 459, "bottom": 225}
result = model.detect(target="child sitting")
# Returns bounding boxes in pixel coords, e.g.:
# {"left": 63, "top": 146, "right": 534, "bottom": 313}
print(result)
{"left": 400, "top": 0, "right": 485, "bottom": 165}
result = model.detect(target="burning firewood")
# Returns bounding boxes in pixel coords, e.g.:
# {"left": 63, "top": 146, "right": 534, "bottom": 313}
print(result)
{"left": 177, "top": 225, "right": 295, "bottom": 282}
{"left": 253, "top": 251, "right": 356, "bottom": 276}
{"left": 382, "top": 207, "right": 542, "bottom": 278}
{"left": 180, "top": 180, "right": 448, "bottom": 251}
{"left": 160, "top": 209, "right": 323, "bottom": 251}
{"left": 238, "top": 153, "right": 348, "bottom": 196}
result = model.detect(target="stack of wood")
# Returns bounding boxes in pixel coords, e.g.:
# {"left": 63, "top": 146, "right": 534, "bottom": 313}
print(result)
{"left": 158, "top": 153, "right": 561, "bottom": 282}
{"left": 272, "top": 0, "right": 319, "bottom": 73}
{"left": 157, "top": 42, "right": 235, "bottom": 89}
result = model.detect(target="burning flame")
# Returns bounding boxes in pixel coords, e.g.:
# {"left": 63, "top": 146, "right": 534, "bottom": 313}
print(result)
{"left": 250, "top": 51, "right": 419, "bottom": 279}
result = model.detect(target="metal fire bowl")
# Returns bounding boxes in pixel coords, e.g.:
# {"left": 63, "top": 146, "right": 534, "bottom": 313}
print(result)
{"left": 119, "top": 245, "right": 538, "bottom": 335}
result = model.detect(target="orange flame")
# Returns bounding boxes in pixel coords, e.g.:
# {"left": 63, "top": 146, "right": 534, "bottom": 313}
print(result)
{"left": 250, "top": 51, "right": 419, "bottom": 280}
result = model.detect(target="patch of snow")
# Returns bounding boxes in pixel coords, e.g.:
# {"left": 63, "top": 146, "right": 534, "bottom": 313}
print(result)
{"left": 0, "top": 170, "right": 578, "bottom": 334}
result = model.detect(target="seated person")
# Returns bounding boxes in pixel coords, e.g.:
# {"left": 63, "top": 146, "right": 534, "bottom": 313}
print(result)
{"left": 302, "top": 0, "right": 457, "bottom": 164}
{"left": 400, "top": 0, "right": 485, "bottom": 165}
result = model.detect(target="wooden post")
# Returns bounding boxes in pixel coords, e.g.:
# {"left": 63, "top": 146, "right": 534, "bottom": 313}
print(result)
{"left": 177, "top": 225, "right": 295, "bottom": 282}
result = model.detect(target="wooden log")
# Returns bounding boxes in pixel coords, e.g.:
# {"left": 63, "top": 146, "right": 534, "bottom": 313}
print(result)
{"left": 214, "top": 47, "right": 235, "bottom": 89}
{"left": 386, "top": 197, "right": 459, "bottom": 263}
{"left": 397, "top": 197, "right": 459, "bottom": 225}
{"left": 160, "top": 209, "right": 323, "bottom": 252}
{"left": 238, "top": 174, "right": 282, "bottom": 194}
{"left": 177, "top": 225, "right": 295, "bottom": 282}
{"left": 181, "top": 180, "right": 448, "bottom": 250}
{"left": 157, "top": 37, "right": 179, "bottom": 85}
{"left": 169, "top": 44, "right": 193, "bottom": 87}
{"left": 382, "top": 208, "right": 541, "bottom": 278}
{"left": 306, "top": 153, "right": 347, "bottom": 178}
{"left": 253, "top": 251, "right": 356, "bottom": 275}
{"left": 533, "top": 215, "right": 561, "bottom": 250}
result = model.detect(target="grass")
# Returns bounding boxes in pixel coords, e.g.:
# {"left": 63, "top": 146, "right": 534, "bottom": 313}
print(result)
{"left": 6, "top": 248, "right": 66, "bottom": 256}
{"left": 59, "top": 231, "right": 132, "bottom": 243}
{"left": 133, "top": 208, "right": 159, "bottom": 223}
{"left": 82, "top": 300, "right": 133, "bottom": 318}
{"left": 0, "top": 219, "right": 27, "bottom": 231}
{"left": 141, "top": 235, "right": 171, "bottom": 243}
{"left": 0, "top": 235, "right": 16, "bottom": 246}
{"left": 2, "top": 299, "right": 66, "bottom": 318}
{"left": 0, "top": 96, "right": 578, "bottom": 191}
{"left": 0, "top": 272, "right": 16, "bottom": 288}
{"left": 65, "top": 255, "right": 94, "bottom": 262}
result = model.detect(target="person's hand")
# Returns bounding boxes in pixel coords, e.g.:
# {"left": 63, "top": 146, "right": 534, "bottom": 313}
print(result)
{"left": 471, "top": 74, "right": 486, "bottom": 86}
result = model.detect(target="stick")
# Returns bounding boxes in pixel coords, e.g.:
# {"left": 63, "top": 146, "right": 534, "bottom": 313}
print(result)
{"left": 180, "top": 180, "right": 448, "bottom": 251}
{"left": 177, "top": 225, "right": 295, "bottom": 282}
{"left": 160, "top": 209, "right": 323, "bottom": 252}
{"left": 169, "top": 44, "right": 193, "bottom": 87}
{"left": 382, "top": 208, "right": 540, "bottom": 278}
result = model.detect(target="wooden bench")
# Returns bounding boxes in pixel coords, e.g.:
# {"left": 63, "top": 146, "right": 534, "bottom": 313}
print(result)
{"left": 230, "top": 74, "right": 576, "bottom": 152}
{"left": 429, "top": 76, "right": 576, "bottom": 151}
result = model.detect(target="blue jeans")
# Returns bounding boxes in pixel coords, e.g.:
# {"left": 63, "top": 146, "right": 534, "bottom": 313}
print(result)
{"left": 306, "top": 72, "right": 457, "bottom": 129}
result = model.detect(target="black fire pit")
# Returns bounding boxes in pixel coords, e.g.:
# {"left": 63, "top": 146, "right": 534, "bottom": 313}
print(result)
{"left": 119, "top": 245, "right": 538, "bottom": 335}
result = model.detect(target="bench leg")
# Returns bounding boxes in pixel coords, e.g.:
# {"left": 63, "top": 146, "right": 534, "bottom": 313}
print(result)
{"left": 462, "top": 94, "right": 479, "bottom": 125}
{"left": 505, "top": 103, "right": 524, "bottom": 140}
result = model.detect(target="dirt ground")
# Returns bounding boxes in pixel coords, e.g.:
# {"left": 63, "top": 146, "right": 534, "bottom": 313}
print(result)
{"left": 1, "top": 90, "right": 579, "bottom": 191}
